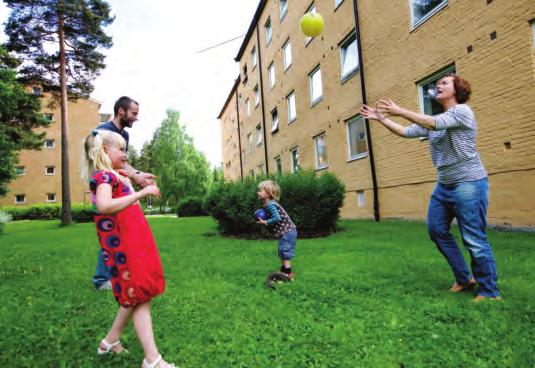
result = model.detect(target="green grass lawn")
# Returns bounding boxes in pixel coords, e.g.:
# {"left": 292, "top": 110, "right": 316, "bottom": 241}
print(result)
{"left": 0, "top": 217, "right": 534, "bottom": 367}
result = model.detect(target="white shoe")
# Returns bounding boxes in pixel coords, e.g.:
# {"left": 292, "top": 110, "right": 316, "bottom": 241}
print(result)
{"left": 96, "top": 281, "right": 112, "bottom": 290}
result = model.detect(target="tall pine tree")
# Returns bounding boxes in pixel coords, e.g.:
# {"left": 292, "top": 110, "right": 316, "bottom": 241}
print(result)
{"left": 4, "top": 0, "right": 114, "bottom": 225}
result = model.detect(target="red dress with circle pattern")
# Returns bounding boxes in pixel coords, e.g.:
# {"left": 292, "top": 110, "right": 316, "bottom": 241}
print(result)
{"left": 90, "top": 170, "right": 165, "bottom": 307}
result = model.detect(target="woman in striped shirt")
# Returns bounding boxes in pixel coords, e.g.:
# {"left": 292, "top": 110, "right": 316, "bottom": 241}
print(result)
{"left": 362, "top": 74, "right": 500, "bottom": 302}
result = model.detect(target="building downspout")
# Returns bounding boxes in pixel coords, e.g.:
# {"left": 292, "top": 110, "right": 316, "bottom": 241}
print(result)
{"left": 255, "top": 23, "right": 270, "bottom": 176}
{"left": 352, "top": 0, "right": 380, "bottom": 221}
{"left": 234, "top": 86, "right": 244, "bottom": 181}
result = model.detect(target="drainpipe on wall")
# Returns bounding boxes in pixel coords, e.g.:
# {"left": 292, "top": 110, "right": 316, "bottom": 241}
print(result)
{"left": 352, "top": 0, "right": 380, "bottom": 221}
{"left": 255, "top": 23, "right": 270, "bottom": 176}
{"left": 234, "top": 85, "right": 244, "bottom": 181}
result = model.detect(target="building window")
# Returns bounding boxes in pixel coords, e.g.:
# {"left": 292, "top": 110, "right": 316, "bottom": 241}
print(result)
{"left": 290, "top": 147, "right": 299, "bottom": 173}
{"left": 283, "top": 39, "right": 292, "bottom": 70}
{"left": 531, "top": 19, "right": 535, "bottom": 47}
{"left": 15, "top": 194, "right": 26, "bottom": 204}
{"left": 249, "top": 169, "right": 255, "bottom": 178}
{"left": 33, "top": 87, "right": 41, "bottom": 96}
{"left": 268, "top": 62, "right": 275, "bottom": 89}
{"left": 254, "top": 85, "right": 260, "bottom": 107}
{"left": 409, "top": 0, "right": 448, "bottom": 28}
{"left": 346, "top": 115, "right": 368, "bottom": 160}
{"left": 45, "top": 166, "right": 56, "bottom": 175}
{"left": 251, "top": 47, "right": 257, "bottom": 69}
{"left": 46, "top": 193, "right": 57, "bottom": 202}
{"left": 245, "top": 98, "right": 250, "bottom": 116}
{"left": 304, "top": 4, "right": 317, "bottom": 45}
{"left": 274, "top": 156, "right": 282, "bottom": 174}
{"left": 309, "top": 65, "right": 323, "bottom": 105}
{"left": 418, "top": 65, "right": 456, "bottom": 116}
{"left": 335, "top": 0, "right": 344, "bottom": 8}
{"left": 314, "top": 134, "right": 328, "bottom": 169}
{"left": 271, "top": 108, "right": 279, "bottom": 133}
{"left": 15, "top": 166, "right": 25, "bottom": 176}
{"left": 287, "top": 91, "right": 296, "bottom": 123}
{"left": 357, "top": 190, "right": 365, "bottom": 208}
{"left": 44, "top": 113, "right": 54, "bottom": 122}
{"left": 340, "top": 32, "right": 359, "bottom": 81}
{"left": 265, "top": 18, "right": 272, "bottom": 45}
{"left": 242, "top": 64, "right": 248, "bottom": 84}
{"left": 44, "top": 139, "right": 55, "bottom": 149}
{"left": 256, "top": 125, "right": 262, "bottom": 146}
{"left": 247, "top": 133, "right": 252, "bottom": 153}
{"left": 280, "top": 0, "right": 288, "bottom": 20}
{"left": 259, "top": 163, "right": 265, "bottom": 175}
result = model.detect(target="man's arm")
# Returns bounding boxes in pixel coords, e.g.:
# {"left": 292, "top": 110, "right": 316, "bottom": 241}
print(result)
{"left": 121, "top": 161, "right": 156, "bottom": 187}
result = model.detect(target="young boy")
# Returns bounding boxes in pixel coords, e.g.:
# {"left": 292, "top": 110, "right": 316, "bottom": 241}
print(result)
{"left": 256, "top": 180, "right": 297, "bottom": 279}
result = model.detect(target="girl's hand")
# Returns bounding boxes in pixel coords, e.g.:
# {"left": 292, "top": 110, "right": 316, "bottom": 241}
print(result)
{"left": 377, "top": 99, "right": 403, "bottom": 116}
{"left": 257, "top": 219, "right": 267, "bottom": 226}
{"left": 141, "top": 184, "right": 160, "bottom": 197}
{"left": 362, "top": 104, "right": 386, "bottom": 122}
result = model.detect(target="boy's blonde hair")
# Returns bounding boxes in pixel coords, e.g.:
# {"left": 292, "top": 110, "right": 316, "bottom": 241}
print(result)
{"left": 82, "top": 129, "right": 126, "bottom": 183}
{"left": 258, "top": 180, "right": 280, "bottom": 201}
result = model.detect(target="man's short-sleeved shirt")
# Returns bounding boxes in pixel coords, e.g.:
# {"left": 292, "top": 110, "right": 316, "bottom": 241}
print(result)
{"left": 96, "top": 121, "right": 130, "bottom": 152}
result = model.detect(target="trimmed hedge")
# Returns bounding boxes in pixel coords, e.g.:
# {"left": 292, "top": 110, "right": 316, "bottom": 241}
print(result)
{"left": 203, "top": 170, "right": 345, "bottom": 238}
{"left": 176, "top": 197, "right": 207, "bottom": 217}
{"left": 1, "top": 203, "right": 95, "bottom": 223}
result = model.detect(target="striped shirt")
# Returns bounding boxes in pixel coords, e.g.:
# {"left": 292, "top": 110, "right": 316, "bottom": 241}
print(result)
{"left": 265, "top": 200, "right": 296, "bottom": 238}
{"left": 405, "top": 104, "right": 487, "bottom": 184}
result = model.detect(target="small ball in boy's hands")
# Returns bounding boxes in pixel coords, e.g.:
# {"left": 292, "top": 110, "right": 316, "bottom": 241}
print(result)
{"left": 254, "top": 208, "right": 267, "bottom": 221}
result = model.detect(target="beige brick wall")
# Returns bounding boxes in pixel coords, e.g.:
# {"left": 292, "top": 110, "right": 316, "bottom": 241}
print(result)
{"left": 0, "top": 92, "right": 102, "bottom": 206}
{"left": 220, "top": 0, "right": 535, "bottom": 228}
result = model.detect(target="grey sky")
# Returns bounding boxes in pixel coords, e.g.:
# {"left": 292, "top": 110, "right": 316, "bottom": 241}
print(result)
{"left": 0, "top": 1, "right": 259, "bottom": 166}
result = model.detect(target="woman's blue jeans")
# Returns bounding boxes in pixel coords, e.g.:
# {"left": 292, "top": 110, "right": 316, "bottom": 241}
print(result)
{"left": 427, "top": 178, "right": 500, "bottom": 297}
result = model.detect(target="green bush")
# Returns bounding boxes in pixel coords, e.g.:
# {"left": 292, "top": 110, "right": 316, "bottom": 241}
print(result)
{"left": 2, "top": 203, "right": 95, "bottom": 223}
{"left": 203, "top": 170, "right": 345, "bottom": 238}
{"left": 176, "top": 197, "right": 207, "bottom": 217}
{"left": 0, "top": 210, "right": 12, "bottom": 235}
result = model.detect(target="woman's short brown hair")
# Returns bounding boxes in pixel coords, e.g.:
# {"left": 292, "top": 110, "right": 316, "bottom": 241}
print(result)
{"left": 441, "top": 74, "right": 471, "bottom": 103}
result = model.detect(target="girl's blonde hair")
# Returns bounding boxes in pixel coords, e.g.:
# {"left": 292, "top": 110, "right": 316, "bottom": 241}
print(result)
{"left": 258, "top": 180, "right": 280, "bottom": 201}
{"left": 81, "top": 129, "right": 126, "bottom": 183}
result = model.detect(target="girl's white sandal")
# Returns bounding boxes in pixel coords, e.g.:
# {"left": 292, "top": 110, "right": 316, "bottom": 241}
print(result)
{"left": 97, "top": 338, "right": 128, "bottom": 355}
{"left": 142, "top": 354, "right": 177, "bottom": 368}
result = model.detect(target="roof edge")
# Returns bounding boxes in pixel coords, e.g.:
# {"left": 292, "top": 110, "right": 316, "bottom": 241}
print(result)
{"left": 234, "top": 0, "right": 267, "bottom": 62}
{"left": 217, "top": 76, "right": 241, "bottom": 120}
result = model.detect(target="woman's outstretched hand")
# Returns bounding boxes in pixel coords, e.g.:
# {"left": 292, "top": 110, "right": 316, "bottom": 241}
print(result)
{"left": 362, "top": 104, "right": 386, "bottom": 121}
{"left": 377, "top": 99, "right": 403, "bottom": 116}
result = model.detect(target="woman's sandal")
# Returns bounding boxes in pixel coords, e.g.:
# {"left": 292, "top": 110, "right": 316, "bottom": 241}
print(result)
{"left": 97, "top": 338, "right": 128, "bottom": 355}
{"left": 142, "top": 354, "right": 177, "bottom": 368}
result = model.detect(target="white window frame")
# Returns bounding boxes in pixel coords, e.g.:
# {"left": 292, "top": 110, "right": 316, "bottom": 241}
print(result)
{"left": 309, "top": 65, "right": 323, "bottom": 105}
{"left": 258, "top": 163, "right": 265, "bottom": 175}
{"left": 409, "top": 0, "right": 448, "bottom": 29}
{"left": 33, "top": 87, "right": 41, "bottom": 96}
{"left": 256, "top": 125, "right": 262, "bottom": 146}
{"left": 44, "top": 139, "right": 55, "bottom": 149}
{"left": 274, "top": 156, "right": 282, "bottom": 174}
{"left": 265, "top": 18, "right": 272, "bottom": 45}
{"left": 15, "top": 166, "right": 26, "bottom": 176}
{"left": 290, "top": 147, "right": 299, "bottom": 173}
{"left": 268, "top": 62, "right": 275, "bottom": 89}
{"left": 304, "top": 4, "right": 317, "bottom": 45}
{"left": 314, "top": 134, "right": 328, "bottom": 170}
{"left": 283, "top": 39, "right": 292, "bottom": 70}
{"left": 44, "top": 113, "right": 54, "bottom": 122}
{"left": 357, "top": 190, "right": 365, "bottom": 208}
{"left": 45, "top": 166, "right": 56, "bottom": 175}
{"left": 271, "top": 108, "right": 279, "bottom": 132}
{"left": 15, "top": 194, "right": 26, "bottom": 204}
{"left": 531, "top": 19, "right": 535, "bottom": 48}
{"left": 280, "top": 0, "right": 288, "bottom": 21}
{"left": 46, "top": 193, "right": 57, "bottom": 203}
{"left": 249, "top": 169, "right": 255, "bottom": 178}
{"left": 339, "top": 32, "right": 359, "bottom": 81}
{"left": 247, "top": 133, "right": 252, "bottom": 153}
{"left": 254, "top": 85, "right": 260, "bottom": 107}
{"left": 245, "top": 98, "right": 250, "bottom": 116}
{"left": 287, "top": 91, "right": 297, "bottom": 123}
{"left": 346, "top": 115, "right": 369, "bottom": 161}
{"left": 251, "top": 47, "right": 257, "bottom": 69}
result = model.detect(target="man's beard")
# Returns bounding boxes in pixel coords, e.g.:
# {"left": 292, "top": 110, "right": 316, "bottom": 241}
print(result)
{"left": 120, "top": 116, "right": 133, "bottom": 128}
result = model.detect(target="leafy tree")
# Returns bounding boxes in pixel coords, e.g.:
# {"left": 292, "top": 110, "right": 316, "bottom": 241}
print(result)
{"left": 4, "top": 0, "right": 114, "bottom": 225}
{"left": 0, "top": 46, "right": 50, "bottom": 196}
{"left": 149, "top": 110, "right": 211, "bottom": 208}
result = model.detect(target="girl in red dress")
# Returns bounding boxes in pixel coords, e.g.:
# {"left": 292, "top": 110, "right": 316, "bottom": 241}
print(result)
{"left": 83, "top": 129, "right": 175, "bottom": 368}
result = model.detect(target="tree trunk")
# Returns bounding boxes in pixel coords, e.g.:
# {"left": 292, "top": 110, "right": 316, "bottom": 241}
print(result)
{"left": 58, "top": 6, "right": 72, "bottom": 226}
